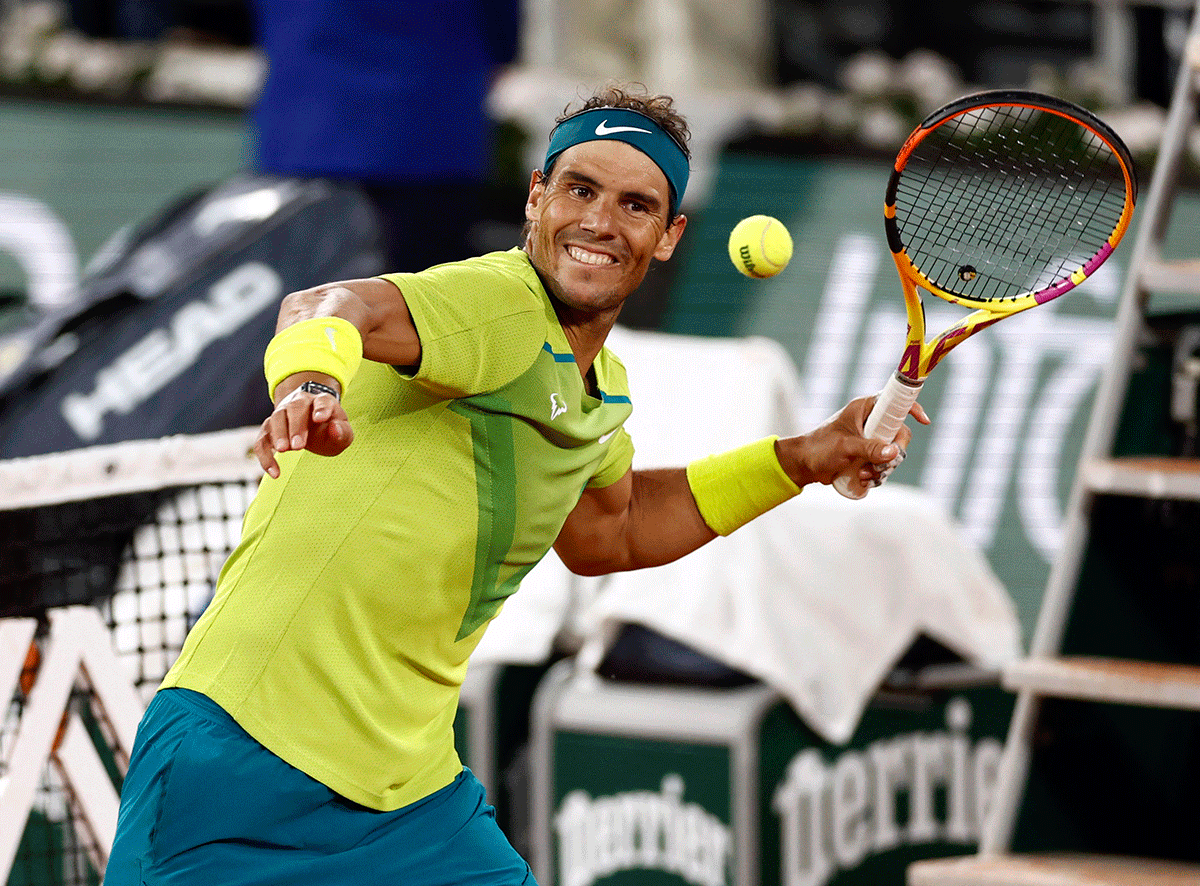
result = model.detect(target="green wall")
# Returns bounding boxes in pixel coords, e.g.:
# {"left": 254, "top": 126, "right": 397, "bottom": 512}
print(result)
{"left": 0, "top": 99, "right": 249, "bottom": 297}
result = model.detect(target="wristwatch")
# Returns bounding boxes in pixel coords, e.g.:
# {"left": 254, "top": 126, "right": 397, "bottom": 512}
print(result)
{"left": 298, "top": 380, "right": 340, "bottom": 400}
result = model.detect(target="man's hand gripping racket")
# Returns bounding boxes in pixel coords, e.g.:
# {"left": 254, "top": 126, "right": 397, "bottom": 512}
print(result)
{"left": 834, "top": 89, "right": 1138, "bottom": 498}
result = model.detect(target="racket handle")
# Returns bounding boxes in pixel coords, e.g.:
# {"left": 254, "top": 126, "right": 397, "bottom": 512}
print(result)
{"left": 832, "top": 373, "right": 924, "bottom": 500}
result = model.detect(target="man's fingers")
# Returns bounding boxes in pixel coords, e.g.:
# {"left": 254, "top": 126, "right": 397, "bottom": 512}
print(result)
{"left": 870, "top": 441, "right": 899, "bottom": 465}
{"left": 254, "top": 426, "right": 282, "bottom": 479}
{"left": 255, "top": 389, "right": 344, "bottom": 480}
{"left": 277, "top": 388, "right": 342, "bottom": 448}
{"left": 284, "top": 392, "right": 315, "bottom": 450}
{"left": 257, "top": 390, "right": 351, "bottom": 476}
{"left": 265, "top": 408, "right": 294, "bottom": 454}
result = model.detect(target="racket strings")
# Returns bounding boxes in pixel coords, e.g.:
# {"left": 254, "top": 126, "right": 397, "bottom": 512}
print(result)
{"left": 908, "top": 110, "right": 1102, "bottom": 293}
{"left": 969, "top": 114, "right": 1103, "bottom": 287}
{"left": 904, "top": 127, "right": 1121, "bottom": 297}
{"left": 911, "top": 106, "right": 1103, "bottom": 260}
{"left": 1028, "top": 114, "right": 1125, "bottom": 249}
{"left": 895, "top": 103, "right": 1129, "bottom": 301}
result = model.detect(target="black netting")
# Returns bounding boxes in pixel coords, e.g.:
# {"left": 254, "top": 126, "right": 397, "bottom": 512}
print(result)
{"left": 1, "top": 466, "right": 257, "bottom": 886}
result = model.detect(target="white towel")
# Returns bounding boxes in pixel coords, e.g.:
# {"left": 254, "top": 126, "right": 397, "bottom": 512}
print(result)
{"left": 577, "top": 483, "right": 1021, "bottom": 743}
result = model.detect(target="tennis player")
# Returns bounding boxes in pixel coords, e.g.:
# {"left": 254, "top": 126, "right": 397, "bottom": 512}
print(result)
{"left": 105, "top": 84, "right": 926, "bottom": 886}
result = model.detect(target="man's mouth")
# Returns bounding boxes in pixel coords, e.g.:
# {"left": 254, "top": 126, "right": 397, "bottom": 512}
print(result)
{"left": 566, "top": 245, "right": 618, "bottom": 267}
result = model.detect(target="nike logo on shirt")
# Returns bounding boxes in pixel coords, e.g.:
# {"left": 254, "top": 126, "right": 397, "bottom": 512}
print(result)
{"left": 595, "top": 120, "right": 652, "bottom": 136}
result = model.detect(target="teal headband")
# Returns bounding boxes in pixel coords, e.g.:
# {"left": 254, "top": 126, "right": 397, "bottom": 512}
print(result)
{"left": 542, "top": 107, "right": 690, "bottom": 217}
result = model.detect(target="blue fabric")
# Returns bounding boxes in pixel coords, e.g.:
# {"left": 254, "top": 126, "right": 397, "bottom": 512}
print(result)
{"left": 542, "top": 107, "right": 690, "bottom": 216}
{"left": 106, "top": 688, "right": 534, "bottom": 886}
{"left": 250, "top": 0, "right": 518, "bottom": 181}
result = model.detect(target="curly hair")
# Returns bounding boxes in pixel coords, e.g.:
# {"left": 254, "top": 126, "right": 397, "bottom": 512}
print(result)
{"left": 561, "top": 83, "right": 691, "bottom": 160}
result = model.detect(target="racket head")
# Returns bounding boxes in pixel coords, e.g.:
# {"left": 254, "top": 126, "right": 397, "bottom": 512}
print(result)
{"left": 885, "top": 89, "right": 1137, "bottom": 315}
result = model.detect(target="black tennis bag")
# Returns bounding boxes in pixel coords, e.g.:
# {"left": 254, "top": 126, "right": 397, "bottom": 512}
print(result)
{"left": 0, "top": 173, "right": 384, "bottom": 457}
{"left": 0, "top": 173, "right": 384, "bottom": 616}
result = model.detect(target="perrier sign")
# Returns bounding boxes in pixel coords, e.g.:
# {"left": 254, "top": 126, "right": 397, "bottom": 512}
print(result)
{"left": 544, "top": 679, "right": 1014, "bottom": 886}
{"left": 549, "top": 730, "right": 734, "bottom": 886}
{"left": 555, "top": 772, "right": 733, "bottom": 886}
{"left": 769, "top": 696, "right": 1004, "bottom": 886}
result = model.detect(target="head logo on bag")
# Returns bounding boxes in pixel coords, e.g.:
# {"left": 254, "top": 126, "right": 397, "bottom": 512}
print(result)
{"left": 0, "top": 173, "right": 384, "bottom": 617}
{"left": 61, "top": 262, "right": 282, "bottom": 441}
{"left": 0, "top": 173, "right": 384, "bottom": 458}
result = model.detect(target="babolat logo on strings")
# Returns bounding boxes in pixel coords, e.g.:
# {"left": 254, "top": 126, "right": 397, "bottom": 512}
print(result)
{"left": 554, "top": 774, "right": 732, "bottom": 886}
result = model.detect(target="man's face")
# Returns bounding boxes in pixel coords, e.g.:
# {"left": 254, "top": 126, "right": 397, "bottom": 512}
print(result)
{"left": 524, "top": 140, "right": 686, "bottom": 316}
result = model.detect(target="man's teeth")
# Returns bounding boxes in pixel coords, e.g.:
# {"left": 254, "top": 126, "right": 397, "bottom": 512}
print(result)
{"left": 568, "top": 246, "right": 615, "bottom": 266}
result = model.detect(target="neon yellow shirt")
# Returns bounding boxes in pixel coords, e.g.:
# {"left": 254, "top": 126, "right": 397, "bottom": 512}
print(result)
{"left": 162, "top": 249, "right": 634, "bottom": 810}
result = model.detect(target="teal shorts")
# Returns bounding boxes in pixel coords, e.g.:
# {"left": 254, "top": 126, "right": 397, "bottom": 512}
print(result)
{"left": 105, "top": 688, "right": 534, "bottom": 886}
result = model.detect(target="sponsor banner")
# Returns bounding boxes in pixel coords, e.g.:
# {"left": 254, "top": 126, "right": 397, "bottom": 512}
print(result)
{"left": 769, "top": 698, "right": 1002, "bottom": 886}
{"left": 556, "top": 774, "right": 734, "bottom": 886}
{"left": 551, "top": 732, "right": 734, "bottom": 886}
{"left": 547, "top": 687, "right": 1014, "bottom": 886}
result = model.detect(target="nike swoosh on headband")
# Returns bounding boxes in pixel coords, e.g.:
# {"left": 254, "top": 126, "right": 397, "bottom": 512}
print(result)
{"left": 594, "top": 120, "right": 652, "bottom": 136}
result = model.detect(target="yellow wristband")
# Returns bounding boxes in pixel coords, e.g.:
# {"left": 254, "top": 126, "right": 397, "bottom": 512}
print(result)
{"left": 263, "top": 316, "right": 364, "bottom": 400}
{"left": 685, "top": 436, "right": 801, "bottom": 536}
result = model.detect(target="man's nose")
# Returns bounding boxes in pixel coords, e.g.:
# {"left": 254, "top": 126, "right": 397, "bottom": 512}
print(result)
{"left": 579, "top": 198, "right": 618, "bottom": 235}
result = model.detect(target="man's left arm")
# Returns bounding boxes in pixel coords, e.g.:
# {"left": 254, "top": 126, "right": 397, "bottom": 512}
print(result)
{"left": 553, "top": 395, "right": 928, "bottom": 575}
{"left": 554, "top": 467, "right": 713, "bottom": 575}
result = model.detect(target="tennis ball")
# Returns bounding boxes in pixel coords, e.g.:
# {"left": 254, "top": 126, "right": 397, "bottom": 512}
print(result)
{"left": 728, "top": 215, "right": 793, "bottom": 278}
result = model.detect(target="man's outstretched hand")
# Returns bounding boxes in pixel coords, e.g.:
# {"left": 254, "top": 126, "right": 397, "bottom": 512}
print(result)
{"left": 254, "top": 378, "right": 354, "bottom": 479}
{"left": 775, "top": 395, "right": 930, "bottom": 495}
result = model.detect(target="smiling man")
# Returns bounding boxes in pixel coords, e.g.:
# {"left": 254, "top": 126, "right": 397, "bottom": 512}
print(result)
{"left": 104, "top": 84, "right": 926, "bottom": 886}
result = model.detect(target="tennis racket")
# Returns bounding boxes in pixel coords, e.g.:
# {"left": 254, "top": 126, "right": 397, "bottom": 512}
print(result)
{"left": 833, "top": 89, "right": 1137, "bottom": 499}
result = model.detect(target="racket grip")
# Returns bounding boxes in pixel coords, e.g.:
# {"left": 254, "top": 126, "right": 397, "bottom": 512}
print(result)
{"left": 832, "top": 373, "right": 924, "bottom": 500}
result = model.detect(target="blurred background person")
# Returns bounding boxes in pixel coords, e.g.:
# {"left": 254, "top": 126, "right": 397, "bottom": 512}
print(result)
{"left": 249, "top": 0, "right": 520, "bottom": 273}
{"left": 65, "top": 0, "right": 254, "bottom": 43}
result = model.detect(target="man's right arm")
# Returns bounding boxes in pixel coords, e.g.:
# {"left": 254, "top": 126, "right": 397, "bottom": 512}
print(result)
{"left": 276, "top": 277, "right": 421, "bottom": 370}
{"left": 255, "top": 277, "right": 419, "bottom": 476}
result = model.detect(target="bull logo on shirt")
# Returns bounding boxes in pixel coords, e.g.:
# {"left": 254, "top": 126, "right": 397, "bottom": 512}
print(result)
{"left": 550, "top": 393, "right": 568, "bottom": 420}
